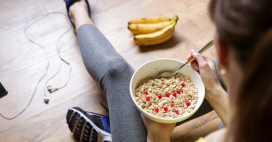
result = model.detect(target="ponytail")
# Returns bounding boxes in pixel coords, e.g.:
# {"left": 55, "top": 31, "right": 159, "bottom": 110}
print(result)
{"left": 227, "top": 28, "right": 272, "bottom": 142}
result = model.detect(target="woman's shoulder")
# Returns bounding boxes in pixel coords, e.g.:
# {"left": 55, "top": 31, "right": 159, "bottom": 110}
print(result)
{"left": 203, "top": 128, "right": 227, "bottom": 142}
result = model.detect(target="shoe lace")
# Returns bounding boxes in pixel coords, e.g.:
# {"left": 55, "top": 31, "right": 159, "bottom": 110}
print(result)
{"left": 85, "top": 102, "right": 110, "bottom": 126}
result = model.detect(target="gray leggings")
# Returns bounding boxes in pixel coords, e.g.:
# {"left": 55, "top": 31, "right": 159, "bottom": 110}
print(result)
{"left": 77, "top": 24, "right": 225, "bottom": 142}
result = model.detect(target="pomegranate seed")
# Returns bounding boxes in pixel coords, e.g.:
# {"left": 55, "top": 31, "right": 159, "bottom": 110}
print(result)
{"left": 144, "top": 91, "right": 148, "bottom": 95}
{"left": 166, "top": 93, "right": 170, "bottom": 97}
{"left": 164, "top": 106, "right": 168, "bottom": 111}
{"left": 158, "top": 94, "right": 162, "bottom": 99}
{"left": 181, "top": 83, "right": 185, "bottom": 87}
{"left": 173, "top": 92, "right": 177, "bottom": 97}
{"left": 175, "top": 109, "right": 179, "bottom": 114}
{"left": 186, "top": 101, "right": 191, "bottom": 106}
{"left": 155, "top": 108, "right": 159, "bottom": 112}
{"left": 146, "top": 96, "right": 150, "bottom": 101}
{"left": 176, "top": 90, "right": 181, "bottom": 94}
{"left": 170, "top": 103, "right": 174, "bottom": 107}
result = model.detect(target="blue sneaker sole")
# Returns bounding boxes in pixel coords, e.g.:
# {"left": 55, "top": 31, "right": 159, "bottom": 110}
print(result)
{"left": 66, "top": 108, "right": 111, "bottom": 142}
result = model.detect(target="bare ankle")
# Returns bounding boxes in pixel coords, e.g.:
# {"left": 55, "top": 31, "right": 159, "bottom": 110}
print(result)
{"left": 69, "top": 0, "right": 89, "bottom": 22}
{"left": 68, "top": 0, "right": 94, "bottom": 30}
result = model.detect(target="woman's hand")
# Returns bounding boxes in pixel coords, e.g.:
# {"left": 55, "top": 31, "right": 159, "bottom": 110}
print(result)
{"left": 141, "top": 114, "right": 175, "bottom": 142}
{"left": 188, "top": 49, "right": 230, "bottom": 126}
{"left": 187, "top": 49, "right": 221, "bottom": 98}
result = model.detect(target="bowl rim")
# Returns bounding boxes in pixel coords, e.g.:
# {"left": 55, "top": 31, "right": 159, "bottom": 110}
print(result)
{"left": 129, "top": 58, "right": 205, "bottom": 121}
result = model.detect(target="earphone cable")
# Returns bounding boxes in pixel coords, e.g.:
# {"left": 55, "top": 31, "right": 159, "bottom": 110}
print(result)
{"left": 0, "top": 12, "right": 73, "bottom": 119}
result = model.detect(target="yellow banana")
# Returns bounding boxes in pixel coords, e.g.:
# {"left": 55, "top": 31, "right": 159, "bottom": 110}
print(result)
{"left": 134, "top": 21, "right": 176, "bottom": 46}
{"left": 129, "top": 15, "right": 178, "bottom": 24}
{"left": 128, "top": 20, "right": 175, "bottom": 34}
{"left": 135, "top": 29, "right": 175, "bottom": 46}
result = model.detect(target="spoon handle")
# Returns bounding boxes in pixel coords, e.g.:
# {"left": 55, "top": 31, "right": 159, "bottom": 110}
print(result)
{"left": 175, "top": 39, "right": 214, "bottom": 74}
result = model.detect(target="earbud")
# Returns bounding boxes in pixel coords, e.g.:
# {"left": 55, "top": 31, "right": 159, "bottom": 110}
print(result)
{"left": 47, "top": 85, "right": 58, "bottom": 93}
{"left": 44, "top": 97, "right": 50, "bottom": 103}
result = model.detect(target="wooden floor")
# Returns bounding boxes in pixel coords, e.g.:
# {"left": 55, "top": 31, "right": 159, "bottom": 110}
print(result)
{"left": 0, "top": 0, "right": 220, "bottom": 141}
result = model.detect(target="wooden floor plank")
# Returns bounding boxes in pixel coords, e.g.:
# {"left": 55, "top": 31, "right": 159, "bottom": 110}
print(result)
{"left": 0, "top": 87, "right": 108, "bottom": 142}
{"left": 0, "top": 18, "right": 76, "bottom": 76}
{"left": 0, "top": 0, "right": 220, "bottom": 141}
{"left": 0, "top": 0, "right": 47, "bottom": 33}
{"left": 0, "top": 47, "right": 98, "bottom": 130}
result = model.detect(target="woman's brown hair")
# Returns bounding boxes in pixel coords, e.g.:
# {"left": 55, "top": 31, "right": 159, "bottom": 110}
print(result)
{"left": 209, "top": 0, "right": 272, "bottom": 142}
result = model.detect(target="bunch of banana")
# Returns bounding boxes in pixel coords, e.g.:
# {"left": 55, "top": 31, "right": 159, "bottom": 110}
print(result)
{"left": 128, "top": 15, "right": 178, "bottom": 46}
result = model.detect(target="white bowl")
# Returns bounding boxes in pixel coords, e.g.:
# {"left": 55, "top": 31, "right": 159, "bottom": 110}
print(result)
{"left": 130, "top": 58, "right": 205, "bottom": 123}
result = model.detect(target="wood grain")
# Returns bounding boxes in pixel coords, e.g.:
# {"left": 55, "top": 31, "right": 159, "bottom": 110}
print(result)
{"left": 0, "top": 0, "right": 219, "bottom": 141}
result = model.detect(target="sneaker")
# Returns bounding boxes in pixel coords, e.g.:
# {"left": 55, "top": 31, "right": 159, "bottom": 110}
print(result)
{"left": 66, "top": 103, "right": 111, "bottom": 142}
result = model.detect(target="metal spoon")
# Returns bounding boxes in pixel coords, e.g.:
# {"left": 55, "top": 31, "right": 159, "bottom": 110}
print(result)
{"left": 157, "top": 39, "right": 214, "bottom": 78}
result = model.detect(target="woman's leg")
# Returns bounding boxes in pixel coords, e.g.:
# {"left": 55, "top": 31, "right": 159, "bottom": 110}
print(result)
{"left": 70, "top": 1, "right": 147, "bottom": 141}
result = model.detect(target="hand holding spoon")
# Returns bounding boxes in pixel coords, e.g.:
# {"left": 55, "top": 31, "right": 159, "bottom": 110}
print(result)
{"left": 157, "top": 39, "right": 214, "bottom": 78}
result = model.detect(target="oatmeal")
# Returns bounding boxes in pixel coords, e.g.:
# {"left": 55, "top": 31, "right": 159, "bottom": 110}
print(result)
{"left": 135, "top": 74, "right": 198, "bottom": 118}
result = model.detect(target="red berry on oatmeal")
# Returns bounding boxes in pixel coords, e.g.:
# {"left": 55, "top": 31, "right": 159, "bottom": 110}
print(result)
{"left": 166, "top": 93, "right": 170, "bottom": 97}
{"left": 158, "top": 94, "right": 162, "bottom": 99}
{"left": 175, "top": 109, "right": 179, "bottom": 114}
{"left": 186, "top": 101, "right": 191, "bottom": 106}
{"left": 164, "top": 106, "right": 168, "bottom": 111}
{"left": 176, "top": 90, "right": 181, "bottom": 94}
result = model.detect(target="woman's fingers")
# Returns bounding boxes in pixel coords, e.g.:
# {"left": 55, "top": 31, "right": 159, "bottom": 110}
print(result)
{"left": 188, "top": 49, "right": 200, "bottom": 71}
{"left": 187, "top": 49, "right": 215, "bottom": 72}
{"left": 191, "top": 49, "right": 209, "bottom": 69}
{"left": 191, "top": 60, "right": 199, "bottom": 71}
{"left": 187, "top": 52, "right": 193, "bottom": 60}
{"left": 202, "top": 54, "right": 217, "bottom": 70}
{"left": 202, "top": 54, "right": 215, "bottom": 64}
{"left": 141, "top": 113, "right": 147, "bottom": 123}
{"left": 188, "top": 52, "right": 199, "bottom": 71}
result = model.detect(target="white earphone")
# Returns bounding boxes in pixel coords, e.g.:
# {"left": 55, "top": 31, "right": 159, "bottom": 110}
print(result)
{"left": 43, "top": 34, "right": 72, "bottom": 104}
{"left": 0, "top": 11, "right": 73, "bottom": 119}
{"left": 44, "top": 97, "right": 50, "bottom": 103}
{"left": 43, "top": 54, "right": 72, "bottom": 103}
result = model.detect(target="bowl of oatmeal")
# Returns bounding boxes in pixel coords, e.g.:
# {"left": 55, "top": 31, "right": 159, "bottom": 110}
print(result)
{"left": 130, "top": 58, "right": 205, "bottom": 123}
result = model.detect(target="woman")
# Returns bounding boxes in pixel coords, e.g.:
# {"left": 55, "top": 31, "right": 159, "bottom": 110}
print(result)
{"left": 196, "top": 0, "right": 272, "bottom": 141}
{"left": 65, "top": 0, "right": 272, "bottom": 142}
